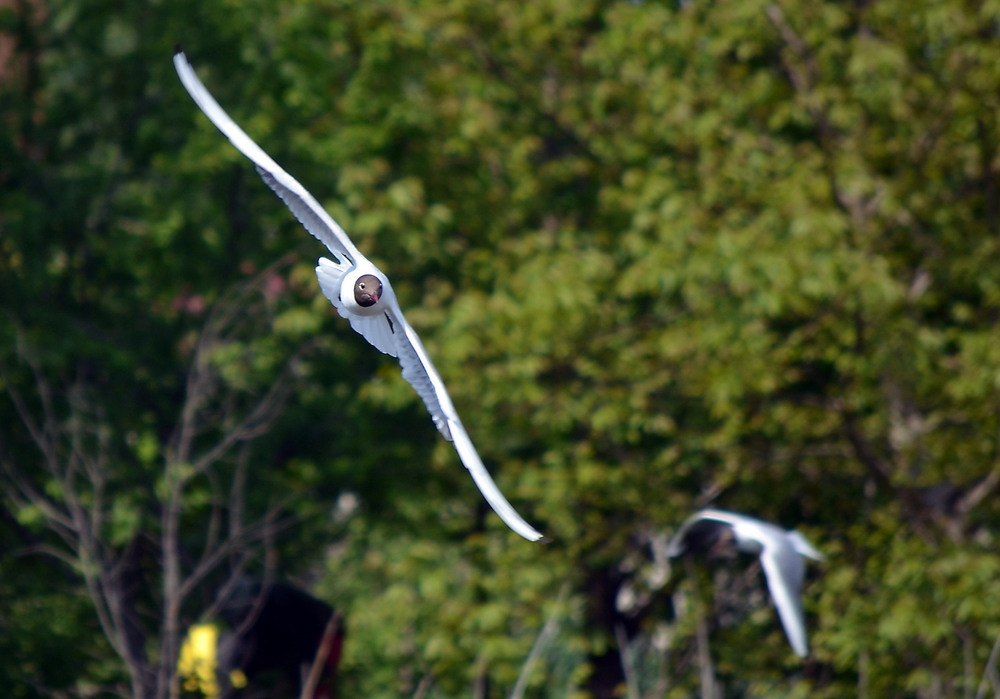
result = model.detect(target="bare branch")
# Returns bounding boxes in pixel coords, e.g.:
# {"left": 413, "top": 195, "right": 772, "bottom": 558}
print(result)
{"left": 510, "top": 584, "right": 568, "bottom": 699}
{"left": 765, "top": 4, "right": 818, "bottom": 89}
{"left": 300, "top": 611, "right": 344, "bottom": 699}
{"left": 1, "top": 464, "right": 78, "bottom": 541}
{"left": 168, "top": 251, "right": 298, "bottom": 468}
{"left": 4, "top": 253, "right": 314, "bottom": 699}
{"left": 682, "top": 558, "right": 718, "bottom": 699}
{"left": 179, "top": 509, "right": 298, "bottom": 603}
{"left": 229, "top": 444, "right": 249, "bottom": 541}
{"left": 189, "top": 356, "right": 298, "bottom": 477}
{"left": 975, "top": 628, "right": 1000, "bottom": 699}
{"left": 17, "top": 543, "right": 84, "bottom": 570}
{"left": 412, "top": 673, "right": 435, "bottom": 699}
{"left": 615, "top": 622, "right": 640, "bottom": 699}
{"left": 955, "top": 421, "right": 1000, "bottom": 517}
{"left": 764, "top": 3, "right": 834, "bottom": 142}
{"left": 1, "top": 358, "right": 58, "bottom": 471}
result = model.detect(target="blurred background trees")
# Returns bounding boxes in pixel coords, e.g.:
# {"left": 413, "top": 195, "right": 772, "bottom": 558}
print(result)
{"left": 2, "top": 0, "right": 999, "bottom": 696}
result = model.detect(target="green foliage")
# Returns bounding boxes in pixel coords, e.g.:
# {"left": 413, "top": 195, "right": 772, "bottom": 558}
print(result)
{"left": 3, "top": 0, "right": 1000, "bottom": 696}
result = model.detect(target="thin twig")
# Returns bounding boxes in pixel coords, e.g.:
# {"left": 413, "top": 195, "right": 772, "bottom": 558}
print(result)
{"left": 683, "top": 558, "right": 716, "bottom": 699}
{"left": 412, "top": 673, "right": 434, "bottom": 699}
{"left": 300, "top": 611, "right": 344, "bottom": 699}
{"left": 509, "top": 583, "right": 568, "bottom": 699}
{"left": 974, "top": 628, "right": 1000, "bottom": 699}
{"left": 615, "top": 622, "right": 640, "bottom": 699}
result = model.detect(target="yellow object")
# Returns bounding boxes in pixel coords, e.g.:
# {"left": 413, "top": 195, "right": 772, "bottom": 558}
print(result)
{"left": 229, "top": 669, "right": 247, "bottom": 688}
{"left": 178, "top": 623, "right": 221, "bottom": 698}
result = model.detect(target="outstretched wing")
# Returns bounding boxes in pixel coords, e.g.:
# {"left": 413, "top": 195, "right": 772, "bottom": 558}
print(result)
{"left": 176, "top": 50, "right": 543, "bottom": 543}
{"left": 787, "top": 530, "right": 825, "bottom": 561}
{"left": 391, "top": 310, "right": 545, "bottom": 542}
{"left": 760, "top": 543, "right": 809, "bottom": 657}
{"left": 173, "top": 50, "right": 363, "bottom": 267}
{"left": 668, "top": 508, "right": 750, "bottom": 555}
{"left": 666, "top": 516, "right": 731, "bottom": 558}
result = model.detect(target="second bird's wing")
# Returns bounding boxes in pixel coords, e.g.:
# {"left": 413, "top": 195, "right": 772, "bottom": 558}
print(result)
{"left": 760, "top": 542, "right": 809, "bottom": 657}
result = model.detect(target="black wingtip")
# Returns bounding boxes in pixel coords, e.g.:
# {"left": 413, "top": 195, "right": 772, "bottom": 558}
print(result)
{"left": 174, "top": 43, "right": 184, "bottom": 57}
{"left": 537, "top": 535, "right": 554, "bottom": 545}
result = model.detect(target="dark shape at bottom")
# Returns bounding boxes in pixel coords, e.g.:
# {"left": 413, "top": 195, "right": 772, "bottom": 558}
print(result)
{"left": 216, "top": 580, "right": 344, "bottom": 699}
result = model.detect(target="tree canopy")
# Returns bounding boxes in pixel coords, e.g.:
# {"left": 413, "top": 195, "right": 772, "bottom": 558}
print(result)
{"left": 2, "top": 0, "right": 1000, "bottom": 696}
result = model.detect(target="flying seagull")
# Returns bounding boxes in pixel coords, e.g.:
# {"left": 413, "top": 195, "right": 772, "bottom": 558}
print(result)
{"left": 173, "top": 49, "right": 544, "bottom": 542}
{"left": 667, "top": 509, "right": 823, "bottom": 657}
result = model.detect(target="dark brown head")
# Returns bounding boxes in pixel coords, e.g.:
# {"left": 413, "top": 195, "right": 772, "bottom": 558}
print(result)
{"left": 354, "top": 274, "right": 382, "bottom": 307}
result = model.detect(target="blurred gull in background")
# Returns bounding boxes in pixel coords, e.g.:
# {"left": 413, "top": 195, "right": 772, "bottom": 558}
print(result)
{"left": 668, "top": 508, "right": 823, "bottom": 657}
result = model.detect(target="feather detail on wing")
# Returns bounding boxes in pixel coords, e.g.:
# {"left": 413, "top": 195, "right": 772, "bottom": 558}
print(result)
{"left": 173, "top": 51, "right": 361, "bottom": 265}
{"left": 348, "top": 313, "right": 398, "bottom": 357}
{"left": 393, "top": 314, "right": 453, "bottom": 438}
{"left": 256, "top": 169, "right": 356, "bottom": 266}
